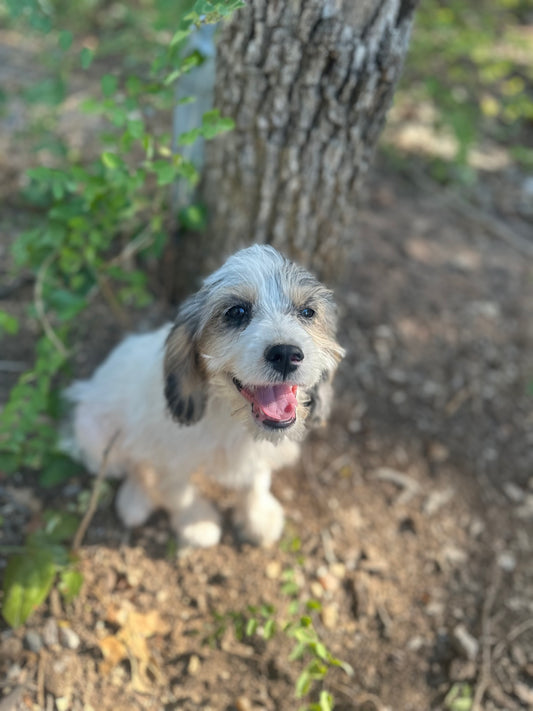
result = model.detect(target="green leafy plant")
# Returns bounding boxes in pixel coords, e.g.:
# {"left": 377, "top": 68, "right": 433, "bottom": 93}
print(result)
{"left": 208, "top": 545, "right": 353, "bottom": 710}
{"left": 0, "top": 0, "right": 244, "bottom": 626}
{"left": 1, "top": 510, "right": 82, "bottom": 627}
{"left": 0, "top": 0, "right": 242, "bottom": 476}
{"left": 444, "top": 682, "right": 474, "bottom": 711}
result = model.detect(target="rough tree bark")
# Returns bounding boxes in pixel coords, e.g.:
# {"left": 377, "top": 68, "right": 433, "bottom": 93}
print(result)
{"left": 175, "top": 0, "right": 418, "bottom": 290}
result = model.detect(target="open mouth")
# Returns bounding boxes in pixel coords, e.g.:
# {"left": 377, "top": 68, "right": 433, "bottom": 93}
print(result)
{"left": 233, "top": 378, "right": 298, "bottom": 429}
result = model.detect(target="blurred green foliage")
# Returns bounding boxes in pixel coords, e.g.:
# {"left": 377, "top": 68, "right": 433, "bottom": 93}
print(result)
{"left": 0, "top": 0, "right": 242, "bottom": 627}
{"left": 395, "top": 0, "right": 533, "bottom": 181}
{"left": 0, "top": 0, "right": 240, "bottom": 479}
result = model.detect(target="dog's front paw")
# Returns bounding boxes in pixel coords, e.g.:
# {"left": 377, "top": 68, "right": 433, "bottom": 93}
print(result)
{"left": 116, "top": 478, "right": 155, "bottom": 528}
{"left": 171, "top": 497, "right": 222, "bottom": 548}
{"left": 234, "top": 491, "right": 285, "bottom": 547}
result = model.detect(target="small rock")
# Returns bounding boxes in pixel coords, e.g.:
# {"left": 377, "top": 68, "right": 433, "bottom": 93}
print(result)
{"left": 497, "top": 551, "right": 516, "bottom": 572}
{"left": 317, "top": 566, "right": 340, "bottom": 593}
{"left": 320, "top": 603, "right": 338, "bottom": 629}
{"left": 59, "top": 625, "right": 80, "bottom": 650}
{"left": 0, "top": 633, "right": 23, "bottom": 660}
{"left": 503, "top": 482, "right": 525, "bottom": 503}
{"left": 25, "top": 630, "right": 43, "bottom": 653}
{"left": 423, "top": 488, "right": 455, "bottom": 516}
{"left": 443, "top": 545, "right": 468, "bottom": 566}
{"left": 56, "top": 697, "right": 70, "bottom": 711}
{"left": 310, "top": 581, "right": 324, "bottom": 599}
{"left": 234, "top": 697, "right": 252, "bottom": 711}
{"left": 452, "top": 624, "right": 479, "bottom": 661}
{"left": 469, "top": 518, "right": 485, "bottom": 538}
{"left": 42, "top": 618, "right": 59, "bottom": 647}
{"left": 188, "top": 654, "right": 201, "bottom": 675}
{"left": 425, "top": 602, "right": 445, "bottom": 618}
{"left": 6, "top": 663, "right": 22, "bottom": 680}
{"left": 330, "top": 562, "right": 346, "bottom": 580}
{"left": 407, "top": 636, "right": 425, "bottom": 652}
{"left": 265, "top": 560, "right": 281, "bottom": 580}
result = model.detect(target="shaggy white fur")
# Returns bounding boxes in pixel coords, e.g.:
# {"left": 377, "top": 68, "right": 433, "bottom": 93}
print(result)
{"left": 64, "top": 245, "right": 343, "bottom": 547}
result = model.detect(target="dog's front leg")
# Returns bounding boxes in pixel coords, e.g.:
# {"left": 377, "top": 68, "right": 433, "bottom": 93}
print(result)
{"left": 233, "top": 467, "right": 285, "bottom": 546}
{"left": 168, "top": 484, "right": 222, "bottom": 549}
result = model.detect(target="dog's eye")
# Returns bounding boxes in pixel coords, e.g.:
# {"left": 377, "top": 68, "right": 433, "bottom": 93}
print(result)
{"left": 225, "top": 303, "right": 251, "bottom": 326}
{"left": 299, "top": 307, "right": 315, "bottom": 319}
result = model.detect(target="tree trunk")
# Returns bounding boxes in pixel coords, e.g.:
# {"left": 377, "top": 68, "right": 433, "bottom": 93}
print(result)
{"left": 176, "top": 0, "right": 418, "bottom": 291}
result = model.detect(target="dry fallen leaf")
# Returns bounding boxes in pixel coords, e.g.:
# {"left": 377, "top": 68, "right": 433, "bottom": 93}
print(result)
{"left": 97, "top": 607, "right": 169, "bottom": 688}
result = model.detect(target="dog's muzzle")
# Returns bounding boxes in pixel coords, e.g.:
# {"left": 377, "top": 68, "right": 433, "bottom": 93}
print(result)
{"left": 233, "top": 378, "right": 297, "bottom": 429}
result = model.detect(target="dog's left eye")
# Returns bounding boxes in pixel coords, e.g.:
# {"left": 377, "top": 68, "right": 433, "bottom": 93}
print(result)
{"left": 225, "top": 303, "right": 251, "bottom": 326}
{"left": 299, "top": 307, "right": 315, "bottom": 319}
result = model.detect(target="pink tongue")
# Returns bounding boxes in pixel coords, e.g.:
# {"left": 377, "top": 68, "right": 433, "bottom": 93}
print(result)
{"left": 253, "top": 384, "right": 297, "bottom": 421}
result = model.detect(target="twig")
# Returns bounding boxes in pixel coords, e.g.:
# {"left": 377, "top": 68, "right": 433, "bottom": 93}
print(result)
{"left": 94, "top": 272, "right": 131, "bottom": 329}
{"left": 37, "top": 650, "right": 45, "bottom": 710}
{"left": 109, "top": 227, "right": 154, "bottom": 266}
{"left": 34, "top": 252, "right": 69, "bottom": 359}
{"left": 72, "top": 430, "right": 120, "bottom": 552}
{"left": 370, "top": 467, "right": 421, "bottom": 505}
{"left": 472, "top": 560, "right": 501, "bottom": 711}
{"left": 493, "top": 617, "right": 533, "bottom": 661}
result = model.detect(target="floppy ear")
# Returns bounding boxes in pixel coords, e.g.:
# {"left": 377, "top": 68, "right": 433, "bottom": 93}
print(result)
{"left": 164, "top": 293, "right": 208, "bottom": 425}
{"left": 304, "top": 302, "right": 345, "bottom": 430}
{"left": 303, "top": 375, "right": 334, "bottom": 429}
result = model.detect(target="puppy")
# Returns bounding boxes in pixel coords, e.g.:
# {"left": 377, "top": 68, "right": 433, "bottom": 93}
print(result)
{"left": 64, "top": 245, "right": 344, "bottom": 547}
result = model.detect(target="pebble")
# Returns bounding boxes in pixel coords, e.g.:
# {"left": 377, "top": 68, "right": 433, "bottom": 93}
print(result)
{"left": 406, "top": 635, "right": 425, "bottom": 651}
{"left": 310, "top": 581, "right": 324, "bottom": 599}
{"left": 498, "top": 551, "right": 517, "bottom": 572}
{"left": 265, "top": 560, "right": 281, "bottom": 580}
{"left": 59, "top": 626, "right": 81, "bottom": 650}
{"left": 503, "top": 482, "right": 525, "bottom": 503}
{"left": 423, "top": 488, "right": 454, "bottom": 516}
{"left": 188, "top": 654, "right": 201, "bottom": 675}
{"left": 330, "top": 562, "right": 346, "bottom": 579}
{"left": 316, "top": 566, "right": 340, "bottom": 593}
{"left": 452, "top": 624, "right": 479, "bottom": 661}
{"left": 25, "top": 630, "right": 43, "bottom": 653}
{"left": 234, "top": 697, "right": 252, "bottom": 711}
{"left": 0, "top": 634, "right": 23, "bottom": 660}
{"left": 320, "top": 603, "right": 339, "bottom": 629}
{"left": 42, "top": 618, "right": 59, "bottom": 647}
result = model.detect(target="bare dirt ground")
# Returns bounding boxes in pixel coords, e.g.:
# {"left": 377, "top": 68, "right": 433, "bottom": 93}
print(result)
{"left": 1, "top": 29, "right": 533, "bottom": 711}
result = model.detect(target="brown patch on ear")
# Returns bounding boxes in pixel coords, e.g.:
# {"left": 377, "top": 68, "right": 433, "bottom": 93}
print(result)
{"left": 164, "top": 299, "right": 208, "bottom": 425}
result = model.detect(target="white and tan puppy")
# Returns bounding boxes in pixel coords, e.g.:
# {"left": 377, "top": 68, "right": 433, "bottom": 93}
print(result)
{"left": 65, "top": 245, "right": 344, "bottom": 547}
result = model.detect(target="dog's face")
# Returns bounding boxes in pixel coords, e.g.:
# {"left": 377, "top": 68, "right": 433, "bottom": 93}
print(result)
{"left": 164, "top": 246, "right": 344, "bottom": 441}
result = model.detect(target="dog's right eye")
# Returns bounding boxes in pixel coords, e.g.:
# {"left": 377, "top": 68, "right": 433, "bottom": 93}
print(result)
{"left": 224, "top": 303, "right": 251, "bottom": 327}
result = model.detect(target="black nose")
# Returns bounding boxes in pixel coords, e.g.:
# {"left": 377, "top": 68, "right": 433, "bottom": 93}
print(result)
{"left": 264, "top": 344, "right": 304, "bottom": 378}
